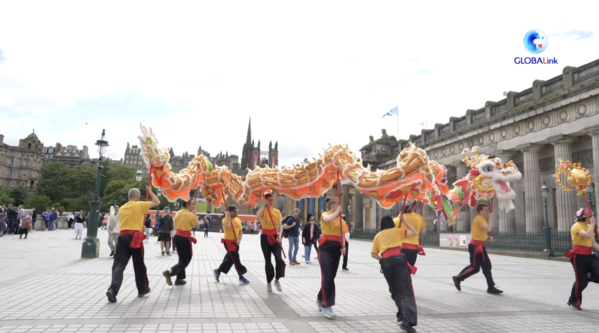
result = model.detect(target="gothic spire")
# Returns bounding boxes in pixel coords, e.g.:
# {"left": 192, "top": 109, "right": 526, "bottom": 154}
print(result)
{"left": 246, "top": 117, "right": 252, "bottom": 145}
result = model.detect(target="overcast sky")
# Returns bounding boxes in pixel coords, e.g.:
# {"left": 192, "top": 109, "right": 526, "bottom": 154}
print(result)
{"left": 1, "top": 1, "right": 598, "bottom": 168}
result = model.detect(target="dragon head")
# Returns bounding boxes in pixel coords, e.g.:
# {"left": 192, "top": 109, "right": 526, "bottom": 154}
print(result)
{"left": 462, "top": 147, "right": 522, "bottom": 211}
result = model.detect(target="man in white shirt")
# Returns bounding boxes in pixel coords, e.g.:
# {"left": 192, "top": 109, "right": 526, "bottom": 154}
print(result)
{"left": 107, "top": 205, "right": 120, "bottom": 257}
{"left": 342, "top": 214, "right": 350, "bottom": 271}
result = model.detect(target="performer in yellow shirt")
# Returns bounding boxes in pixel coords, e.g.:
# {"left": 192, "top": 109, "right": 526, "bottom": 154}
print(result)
{"left": 255, "top": 192, "right": 285, "bottom": 292}
{"left": 106, "top": 186, "right": 160, "bottom": 303}
{"left": 162, "top": 199, "right": 198, "bottom": 287}
{"left": 371, "top": 215, "right": 418, "bottom": 333}
{"left": 316, "top": 198, "right": 347, "bottom": 319}
{"left": 565, "top": 208, "right": 599, "bottom": 310}
{"left": 214, "top": 205, "right": 250, "bottom": 284}
{"left": 393, "top": 201, "right": 426, "bottom": 266}
{"left": 452, "top": 203, "right": 503, "bottom": 294}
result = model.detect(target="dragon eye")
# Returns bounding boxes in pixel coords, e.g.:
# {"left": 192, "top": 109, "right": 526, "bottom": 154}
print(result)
{"left": 483, "top": 165, "right": 493, "bottom": 173}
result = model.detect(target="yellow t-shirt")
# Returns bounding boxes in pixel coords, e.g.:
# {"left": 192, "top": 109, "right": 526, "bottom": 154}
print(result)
{"left": 371, "top": 228, "right": 407, "bottom": 255}
{"left": 223, "top": 216, "right": 242, "bottom": 241}
{"left": 471, "top": 215, "right": 488, "bottom": 241}
{"left": 320, "top": 211, "right": 345, "bottom": 237}
{"left": 174, "top": 209, "right": 197, "bottom": 231}
{"left": 571, "top": 222, "right": 593, "bottom": 247}
{"left": 393, "top": 212, "right": 425, "bottom": 245}
{"left": 119, "top": 201, "right": 153, "bottom": 232}
{"left": 260, "top": 207, "right": 282, "bottom": 230}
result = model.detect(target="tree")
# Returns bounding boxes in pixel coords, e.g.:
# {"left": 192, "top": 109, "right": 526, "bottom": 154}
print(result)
{"left": 100, "top": 180, "right": 133, "bottom": 211}
{"left": 101, "top": 161, "right": 137, "bottom": 197}
{"left": 69, "top": 193, "right": 94, "bottom": 213}
{"left": 0, "top": 192, "right": 13, "bottom": 206}
{"left": 67, "top": 165, "right": 96, "bottom": 199}
{"left": 50, "top": 202, "right": 66, "bottom": 214}
{"left": 24, "top": 194, "right": 52, "bottom": 210}
{"left": 37, "top": 162, "right": 71, "bottom": 203}
{"left": 10, "top": 186, "right": 28, "bottom": 205}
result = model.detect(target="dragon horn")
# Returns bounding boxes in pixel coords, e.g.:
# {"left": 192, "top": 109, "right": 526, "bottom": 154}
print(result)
{"left": 461, "top": 148, "right": 474, "bottom": 168}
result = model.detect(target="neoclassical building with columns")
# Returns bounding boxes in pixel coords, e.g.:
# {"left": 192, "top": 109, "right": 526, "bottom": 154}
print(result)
{"left": 357, "top": 58, "right": 599, "bottom": 235}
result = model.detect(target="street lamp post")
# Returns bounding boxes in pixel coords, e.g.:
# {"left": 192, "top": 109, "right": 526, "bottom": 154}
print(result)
{"left": 136, "top": 167, "right": 143, "bottom": 182}
{"left": 541, "top": 181, "right": 552, "bottom": 255}
{"left": 587, "top": 183, "right": 596, "bottom": 216}
{"left": 82, "top": 129, "right": 109, "bottom": 258}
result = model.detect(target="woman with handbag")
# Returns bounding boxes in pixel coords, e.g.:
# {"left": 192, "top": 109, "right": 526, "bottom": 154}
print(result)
{"left": 19, "top": 212, "right": 32, "bottom": 239}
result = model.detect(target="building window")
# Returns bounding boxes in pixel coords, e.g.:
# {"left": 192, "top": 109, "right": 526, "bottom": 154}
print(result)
{"left": 10, "top": 181, "right": 14, "bottom": 187}
{"left": 24, "top": 160, "right": 28, "bottom": 167}
{"left": 22, "top": 171, "right": 27, "bottom": 178}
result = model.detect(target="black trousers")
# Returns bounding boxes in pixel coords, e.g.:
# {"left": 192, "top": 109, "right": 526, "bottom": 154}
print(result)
{"left": 317, "top": 240, "right": 341, "bottom": 307}
{"left": 402, "top": 248, "right": 418, "bottom": 267}
{"left": 169, "top": 235, "right": 193, "bottom": 280}
{"left": 108, "top": 234, "right": 149, "bottom": 295}
{"left": 204, "top": 229, "right": 209, "bottom": 237}
{"left": 219, "top": 243, "right": 247, "bottom": 276}
{"left": 455, "top": 244, "right": 494, "bottom": 288}
{"left": 260, "top": 234, "right": 286, "bottom": 282}
{"left": 381, "top": 254, "right": 417, "bottom": 327}
{"left": 342, "top": 241, "right": 349, "bottom": 269}
{"left": 569, "top": 254, "right": 599, "bottom": 306}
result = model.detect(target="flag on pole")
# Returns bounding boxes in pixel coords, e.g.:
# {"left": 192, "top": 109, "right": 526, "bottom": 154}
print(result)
{"left": 382, "top": 106, "right": 398, "bottom": 118}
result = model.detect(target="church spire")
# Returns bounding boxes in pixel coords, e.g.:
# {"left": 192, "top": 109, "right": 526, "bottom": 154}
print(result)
{"left": 246, "top": 117, "right": 252, "bottom": 145}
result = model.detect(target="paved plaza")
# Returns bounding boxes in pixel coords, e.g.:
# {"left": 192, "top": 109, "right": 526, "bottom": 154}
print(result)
{"left": 1, "top": 229, "right": 599, "bottom": 333}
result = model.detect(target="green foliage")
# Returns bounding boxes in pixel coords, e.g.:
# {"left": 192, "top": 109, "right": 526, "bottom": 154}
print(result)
{"left": 100, "top": 180, "right": 132, "bottom": 211}
{"left": 69, "top": 193, "right": 94, "bottom": 213}
{"left": 196, "top": 201, "right": 215, "bottom": 213}
{"left": 50, "top": 202, "right": 66, "bottom": 214}
{"left": 100, "top": 161, "right": 137, "bottom": 197}
{"left": 36, "top": 162, "right": 70, "bottom": 202}
{"left": 68, "top": 165, "right": 96, "bottom": 198}
{"left": 0, "top": 192, "right": 13, "bottom": 206}
{"left": 24, "top": 194, "right": 52, "bottom": 210}
{"left": 10, "top": 186, "right": 28, "bottom": 205}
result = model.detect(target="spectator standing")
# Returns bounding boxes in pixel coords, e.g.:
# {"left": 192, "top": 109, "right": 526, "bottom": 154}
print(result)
{"left": 342, "top": 216, "right": 350, "bottom": 271}
{"left": 144, "top": 213, "right": 153, "bottom": 242}
{"left": 7, "top": 204, "right": 17, "bottom": 234}
{"left": 302, "top": 215, "right": 320, "bottom": 264}
{"left": 67, "top": 213, "right": 75, "bottom": 229}
{"left": 107, "top": 205, "right": 120, "bottom": 257}
{"left": 284, "top": 208, "right": 301, "bottom": 265}
{"left": 50, "top": 208, "right": 59, "bottom": 231}
{"left": 19, "top": 212, "right": 31, "bottom": 239}
{"left": 43, "top": 210, "right": 50, "bottom": 230}
{"left": 157, "top": 207, "right": 174, "bottom": 256}
{"left": 74, "top": 211, "right": 86, "bottom": 239}
{"left": 16, "top": 205, "right": 25, "bottom": 234}
{"left": 32, "top": 208, "right": 37, "bottom": 231}
{"left": 204, "top": 218, "right": 210, "bottom": 238}
{"left": 0, "top": 206, "right": 7, "bottom": 237}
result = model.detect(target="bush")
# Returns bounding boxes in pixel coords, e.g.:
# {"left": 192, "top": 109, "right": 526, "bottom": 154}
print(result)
{"left": 24, "top": 194, "right": 52, "bottom": 210}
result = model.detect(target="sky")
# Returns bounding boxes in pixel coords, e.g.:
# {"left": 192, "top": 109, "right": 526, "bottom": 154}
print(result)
{"left": 1, "top": 1, "right": 598, "bottom": 168}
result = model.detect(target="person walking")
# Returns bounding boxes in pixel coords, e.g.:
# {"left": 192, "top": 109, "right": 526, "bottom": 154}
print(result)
{"left": 214, "top": 205, "right": 250, "bottom": 284}
{"left": 19, "top": 212, "right": 32, "bottom": 239}
{"left": 157, "top": 207, "right": 174, "bottom": 256}
{"left": 204, "top": 218, "right": 210, "bottom": 238}
{"left": 106, "top": 186, "right": 160, "bottom": 303}
{"left": 74, "top": 211, "right": 86, "bottom": 239}
{"left": 302, "top": 215, "right": 319, "bottom": 264}
{"left": 393, "top": 201, "right": 426, "bottom": 266}
{"left": 256, "top": 192, "right": 286, "bottom": 292}
{"left": 162, "top": 199, "right": 198, "bottom": 287}
{"left": 144, "top": 213, "right": 153, "bottom": 242}
{"left": 16, "top": 205, "right": 25, "bottom": 234}
{"left": 284, "top": 208, "right": 301, "bottom": 265}
{"left": 107, "top": 205, "right": 120, "bottom": 257}
{"left": 565, "top": 208, "right": 599, "bottom": 310}
{"left": 452, "top": 203, "right": 503, "bottom": 295}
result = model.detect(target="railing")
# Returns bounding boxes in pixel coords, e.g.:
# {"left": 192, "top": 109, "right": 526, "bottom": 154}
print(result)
{"left": 354, "top": 230, "right": 573, "bottom": 257}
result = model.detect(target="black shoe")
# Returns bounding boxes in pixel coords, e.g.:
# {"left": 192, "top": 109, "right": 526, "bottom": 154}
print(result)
{"left": 138, "top": 287, "right": 151, "bottom": 297}
{"left": 109, "top": 251, "right": 115, "bottom": 257}
{"left": 163, "top": 270, "right": 172, "bottom": 286}
{"left": 166, "top": 252, "right": 171, "bottom": 256}
{"left": 175, "top": 279, "right": 187, "bottom": 286}
{"left": 162, "top": 252, "right": 165, "bottom": 256}
{"left": 342, "top": 267, "right": 349, "bottom": 270}
{"left": 399, "top": 322, "right": 416, "bottom": 333}
{"left": 487, "top": 286, "right": 503, "bottom": 294}
{"left": 567, "top": 301, "right": 581, "bottom": 310}
{"left": 106, "top": 290, "right": 117, "bottom": 303}
{"left": 452, "top": 276, "right": 461, "bottom": 291}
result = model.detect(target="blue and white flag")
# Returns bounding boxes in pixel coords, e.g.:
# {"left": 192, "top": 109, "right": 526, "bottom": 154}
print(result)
{"left": 382, "top": 106, "right": 398, "bottom": 118}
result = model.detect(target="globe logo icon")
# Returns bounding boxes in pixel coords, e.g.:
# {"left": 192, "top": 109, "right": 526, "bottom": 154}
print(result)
{"left": 523, "top": 30, "right": 548, "bottom": 54}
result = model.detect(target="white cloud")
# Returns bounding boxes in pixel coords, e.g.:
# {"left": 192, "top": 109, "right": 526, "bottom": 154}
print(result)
{"left": 0, "top": 1, "right": 598, "bottom": 168}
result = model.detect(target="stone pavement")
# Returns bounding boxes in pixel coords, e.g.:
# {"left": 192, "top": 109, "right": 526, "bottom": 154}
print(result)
{"left": 1, "top": 229, "right": 599, "bottom": 333}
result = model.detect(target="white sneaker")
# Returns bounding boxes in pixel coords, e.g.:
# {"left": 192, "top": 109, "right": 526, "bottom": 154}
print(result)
{"left": 267, "top": 283, "right": 272, "bottom": 292}
{"left": 322, "top": 306, "right": 336, "bottom": 319}
{"left": 274, "top": 280, "right": 282, "bottom": 292}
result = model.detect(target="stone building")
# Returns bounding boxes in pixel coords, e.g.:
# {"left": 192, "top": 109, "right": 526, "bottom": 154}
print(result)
{"left": 357, "top": 58, "right": 599, "bottom": 234}
{"left": 240, "top": 118, "right": 278, "bottom": 169}
{"left": 123, "top": 142, "right": 149, "bottom": 177}
{"left": 0, "top": 131, "right": 45, "bottom": 191}
{"left": 42, "top": 143, "right": 89, "bottom": 167}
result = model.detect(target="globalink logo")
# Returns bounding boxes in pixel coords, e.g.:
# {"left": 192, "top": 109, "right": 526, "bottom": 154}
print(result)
{"left": 514, "top": 29, "right": 558, "bottom": 65}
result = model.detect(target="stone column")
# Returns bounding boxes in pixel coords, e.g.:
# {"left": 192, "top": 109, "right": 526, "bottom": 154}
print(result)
{"left": 518, "top": 144, "right": 545, "bottom": 233}
{"left": 355, "top": 192, "right": 363, "bottom": 230}
{"left": 583, "top": 126, "right": 599, "bottom": 215}
{"left": 454, "top": 163, "right": 470, "bottom": 232}
{"left": 341, "top": 185, "right": 351, "bottom": 217}
{"left": 494, "top": 151, "right": 517, "bottom": 232}
{"left": 550, "top": 135, "right": 578, "bottom": 232}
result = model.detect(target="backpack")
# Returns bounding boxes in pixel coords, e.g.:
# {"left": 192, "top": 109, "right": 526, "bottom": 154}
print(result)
{"left": 281, "top": 216, "right": 292, "bottom": 238}
{"left": 21, "top": 216, "right": 31, "bottom": 229}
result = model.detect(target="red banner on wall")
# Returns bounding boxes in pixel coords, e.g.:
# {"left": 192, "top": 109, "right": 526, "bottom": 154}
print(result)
{"left": 254, "top": 155, "right": 258, "bottom": 168}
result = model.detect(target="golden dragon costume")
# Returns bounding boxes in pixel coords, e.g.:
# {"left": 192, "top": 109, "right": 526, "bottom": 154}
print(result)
{"left": 137, "top": 124, "right": 443, "bottom": 208}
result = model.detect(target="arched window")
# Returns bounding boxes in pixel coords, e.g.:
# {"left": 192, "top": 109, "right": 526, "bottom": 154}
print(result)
{"left": 28, "top": 143, "right": 31, "bottom": 149}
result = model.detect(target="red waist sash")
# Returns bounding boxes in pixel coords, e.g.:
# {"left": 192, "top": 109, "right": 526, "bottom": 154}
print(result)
{"left": 565, "top": 244, "right": 592, "bottom": 258}
{"left": 418, "top": 239, "right": 426, "bottom": 256}
{"left": 402, "top": 243, "right": 419, "bottom": 250}
{"left": 471, "top": 239, "right": 486, "bottom": 261}
{"left": 120, "top": 230, "right": 146, "bottom": 248}
{"left": 318, "top": 235, "right": 342, "bottom": 246}
{"left": 382, "top": 247, "right": 417, "bottom": 274}
{"left": 262, "top": 228, "right": 279, "bottom": 245}
{"left": 176, "top": 230, "right": 197, "bottom": 244}
{"left": 221, "top": 238, "right": 238, "bottom": 251}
